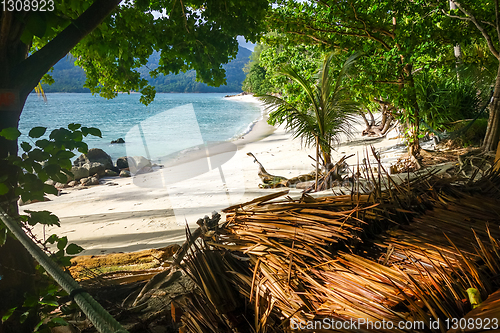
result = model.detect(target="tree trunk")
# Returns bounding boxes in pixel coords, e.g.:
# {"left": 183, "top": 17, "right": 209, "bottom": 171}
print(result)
{"left": 482, "top": 64, "right": 500, "bottom": 152}
{"left": 0, "top": 105, "right": 39, "bottom": 332}
{"left": 315, "top": 137, "right": 319, "bottom": 191}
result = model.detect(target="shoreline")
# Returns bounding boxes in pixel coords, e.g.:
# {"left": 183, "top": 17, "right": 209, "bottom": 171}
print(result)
{"left": 21, "top": 94, "right": 410, "bottom": 255}
{"left": 21, "top": 95, "right": 288, "bottom": 255}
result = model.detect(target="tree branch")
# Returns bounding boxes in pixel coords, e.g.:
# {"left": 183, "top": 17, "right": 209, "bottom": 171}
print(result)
{"left": 14, "top": 0, "right": 122, "bottom": 98}
{"left": 496, "top": 0, "right": 500, "bottom": 48}
{"left": 447, "top": 0, "right": 500, "bottom": 59}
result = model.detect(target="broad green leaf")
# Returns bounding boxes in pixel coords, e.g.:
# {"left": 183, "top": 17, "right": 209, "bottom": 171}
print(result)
{"left": 66, "top": 243, "right": 84, "bottom": 255}
{"left": 43, "top": 184, "right": 58, "bottom": 195}
{"left": 29, "top": 127, "right": 47, "bottom": 138}
{"left": 20, "top": 142, "right": 32, "bottom": 152}
{"left": 0, "top": 183, "right": 9, "bottom": 195}
{"left": 26, "top": 12, "right": 47, "bottom": 38}
{"left": 81, "top": 127, "right": 102, "bottom": 138}
{"left": 0, "top": 128, "right": 21, "bottom": 140}
{"left": 35, "top": 139, "right": 50, "bottom": 149}
{"left": 57, "top": 236, "right": 68, "bottom": 250}
{"left": 68, "top": 123, "right": 81, "bottom": 131}
{"left": 26, "top": 210, "right": 60, "bottom": 227}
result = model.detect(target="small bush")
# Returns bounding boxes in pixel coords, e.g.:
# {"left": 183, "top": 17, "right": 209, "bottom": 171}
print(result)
{"left": 452, "top": 118, "right": 488, "bottom": 147}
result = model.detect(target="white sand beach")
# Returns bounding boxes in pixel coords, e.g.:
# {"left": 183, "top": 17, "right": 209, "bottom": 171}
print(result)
{"left": 21, "top": 95, "right": 409, "bottom": 255}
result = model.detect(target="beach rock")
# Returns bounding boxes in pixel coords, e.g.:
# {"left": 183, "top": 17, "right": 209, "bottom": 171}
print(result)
{"left": 89, "top": 176, "right": 99, "bottom": 185}
{"left": 88, "top": 163, "right": 106, "bottom": 177}
{"left": 111, "top": 138, "right": 125, "bottom": 144}
{"left": 44, "top": 179, "right": 55, "bottom": 186}
{"left": 74, "top": 148, "right": 113, "bottom": 170}
{"left": 116, "top": 156, "right": 129, "bottom": 169}
{"left": 128, "top": 156, "right": 152, "bottom": 174}
{"left": 70, "top": 162, "right": 106, "bottom": 180}
{"left": 119, "top": 170, "right": 131, "bottom": 177}
{"left": 80, "top": 176, "right": 99, "bottom": 186}
{"left": 71, "top": 165, "right": 90, "bottom": 180}
{"left": 67, "top": 180, "right": 78, "bottom": 187}
{"left": 54, "top": 182, "right": 67, "bottom": 189}
{"left": 104, "top": 169, "right": 119, "bottom": 177}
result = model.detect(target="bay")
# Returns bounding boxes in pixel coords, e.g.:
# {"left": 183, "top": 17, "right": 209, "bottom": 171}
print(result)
{"left": 20, "top": 93, "right": 262, "bottom": 163}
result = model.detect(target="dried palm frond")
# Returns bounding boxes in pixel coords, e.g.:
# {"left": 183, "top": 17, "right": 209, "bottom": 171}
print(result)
{"left": 175, "top": 160, "right": 500, "bottom": 333}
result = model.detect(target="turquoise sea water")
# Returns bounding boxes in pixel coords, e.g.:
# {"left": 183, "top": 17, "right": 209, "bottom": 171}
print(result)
{"left": 20, "top": 93, "right": 262, "bottom": 162}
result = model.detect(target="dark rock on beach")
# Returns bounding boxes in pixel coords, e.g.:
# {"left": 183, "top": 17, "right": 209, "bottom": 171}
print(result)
{"left": 116, "top": 156, "right": 129, "bottom": 169}
{"left": 111, "top": 138, "right": 125, "bottom": 144}
{"left": 104, "top": 169, "right": 119, "bottom": 177}
{"left": 119, "top": 170, "right": 131, "bottom": 177}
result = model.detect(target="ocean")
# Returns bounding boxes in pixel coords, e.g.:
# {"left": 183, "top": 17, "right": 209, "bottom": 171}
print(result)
{"left": 20, "top": 93, "right": 262, "bottom": 164}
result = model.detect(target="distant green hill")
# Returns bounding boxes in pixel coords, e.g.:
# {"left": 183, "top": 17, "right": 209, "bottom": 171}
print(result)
{"left": 42, "top": 47, "right": 252, "bottom": 93}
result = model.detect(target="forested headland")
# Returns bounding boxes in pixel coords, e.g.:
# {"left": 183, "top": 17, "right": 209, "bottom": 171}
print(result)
{"left": 42, "top": 46, "right": 252, "bottom": 93}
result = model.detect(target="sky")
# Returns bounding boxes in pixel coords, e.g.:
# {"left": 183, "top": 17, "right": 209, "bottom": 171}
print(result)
{"left": 237, "top": 36, "right": 256, "bottom": 51}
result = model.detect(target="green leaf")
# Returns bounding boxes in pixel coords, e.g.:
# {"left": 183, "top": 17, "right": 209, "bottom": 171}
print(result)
{"left": 45, "top": 234, "right": 59, "bottom": 245}
{"left": 20, "top": 142, "right": 32, "bottom": 152}
{"left": 0, "top": 128, "right": 21, "bottom": 140}
{"left": 40, "top": 298, "right": 59, "bottom": 307}
{"left": 2, "top": 307, "right": 17, "bottom": 323}
{"left": 43, "top": 184, "right": 58, "bottom": 195}
{"left": 66, "top": 243, "right": 84, "bottom": 255}
{"left": 0, "top": 183, "right": 9, "bottom": 195}
{"left": 81, "top": 127, "right": 102, "bottom": 138}
{"left": 57, "top": 236, "right": 68, "bottom": 250}
{"left": 55, "top": 150, "right": 75, "bottom": 160}
{"left": 50, "top": 317, "right": 68, "bottom": 326}
{"left": 68, "top": 123, "right": 81, "bottom": 131}
{"left": 35, "top": 139, "right": 50, "bottom": 149}
{"left": 26, "top": 210, "right": 60, "bottom": 227}
{"left": 26, "top": 11, "right": 47, "bottom": 38}
{"left": 29, "top": 127, "right": 47, "bottom": 138}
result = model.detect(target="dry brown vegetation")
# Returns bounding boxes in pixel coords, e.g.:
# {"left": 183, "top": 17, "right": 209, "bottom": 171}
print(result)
{"left": 173, "top": 165, "right": 500, "bottom": 333}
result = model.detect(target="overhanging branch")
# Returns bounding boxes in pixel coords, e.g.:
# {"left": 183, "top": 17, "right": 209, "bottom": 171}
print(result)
{"left": 447, "top": 0, "right": 500, "bottom": 59}
{"left": 14, "top": 0, "right": 122, "bottom": 98}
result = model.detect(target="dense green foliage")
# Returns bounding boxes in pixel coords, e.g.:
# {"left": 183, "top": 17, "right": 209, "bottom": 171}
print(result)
{"left": 242, "top": 44, "right": 273, "bottom": 94}
{"left": 243, "top": 0, "right": 500, "bottom": 156}
{"left": 416, "top": 71, "right": 490, "bottom": 131}
{"left": 43, "top": 47, "right": 252, "bottom": 93}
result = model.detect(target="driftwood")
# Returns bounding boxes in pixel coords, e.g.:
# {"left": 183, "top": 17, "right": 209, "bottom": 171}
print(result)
{"left": 361, "top": 98, "right": 396, "bottom": 137}
{"left": 246, "top": 152, "right": 288, "bottom": 188}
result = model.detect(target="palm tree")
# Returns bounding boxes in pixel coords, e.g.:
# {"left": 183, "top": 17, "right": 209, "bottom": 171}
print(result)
{"left": 256, "top": 52, "right": 361, "bottom": 188}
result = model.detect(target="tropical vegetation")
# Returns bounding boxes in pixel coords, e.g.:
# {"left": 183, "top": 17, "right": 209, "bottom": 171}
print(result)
{"left": 256, "top": 52, "right": 361, "bottom": 188}
{"left": 243, "top": 0, "right": 500, "bottom": 162}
